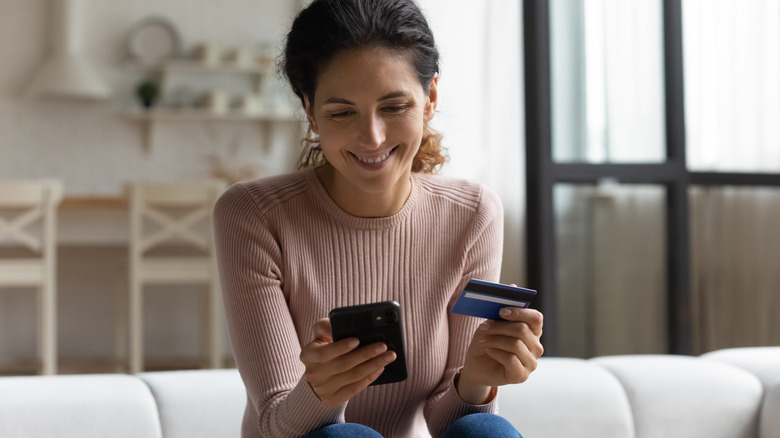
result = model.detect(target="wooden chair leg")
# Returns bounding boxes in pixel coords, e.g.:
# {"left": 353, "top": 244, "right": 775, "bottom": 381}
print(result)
{"left": 114, "top": 270, "right": 128, "bottom": 373}
{"left": 39, "top": 283, "right": 57, "bottom": 375}
{"left": 129, "top": 277, "right": 143, "bottom": 374}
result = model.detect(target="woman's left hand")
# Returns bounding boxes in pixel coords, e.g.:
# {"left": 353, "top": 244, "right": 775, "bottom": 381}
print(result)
{"left": 457, "top": 305, "right": 544, "bottom": 404}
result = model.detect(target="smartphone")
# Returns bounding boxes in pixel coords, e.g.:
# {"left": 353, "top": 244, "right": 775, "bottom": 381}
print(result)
{"left": 328, "top": 300, "right": 408, "bottom": 385}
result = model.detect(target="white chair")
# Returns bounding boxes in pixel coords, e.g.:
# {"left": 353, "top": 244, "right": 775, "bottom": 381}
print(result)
{"left": 126, "top": 180, "right": 227, "bottom": 374}
{"left": 0, "top": 180, "right": 63, "bottom": 375}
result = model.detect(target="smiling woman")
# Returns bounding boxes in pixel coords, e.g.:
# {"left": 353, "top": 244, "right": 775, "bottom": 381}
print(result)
{"left": 212, "top": 1, "right": 543, "bottom": 437}
{"left": 302, "top": 47, "right": 437, "bottom": 217}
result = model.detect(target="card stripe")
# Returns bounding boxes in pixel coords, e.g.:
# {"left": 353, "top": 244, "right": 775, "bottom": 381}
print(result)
{"left": 465, "top": 279, "right": 537, "bottom": 302}
{"left": 464, "top": 292, "right": 530, "bottom": 307}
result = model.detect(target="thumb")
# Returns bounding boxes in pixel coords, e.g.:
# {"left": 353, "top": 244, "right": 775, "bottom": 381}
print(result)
{"left": 312, "top": 318, "right": 333, "bottom": 343}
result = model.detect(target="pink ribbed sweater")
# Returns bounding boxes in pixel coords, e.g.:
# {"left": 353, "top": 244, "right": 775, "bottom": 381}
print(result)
{"left": 213, "top": 168, "right": 504, "bottom": 438}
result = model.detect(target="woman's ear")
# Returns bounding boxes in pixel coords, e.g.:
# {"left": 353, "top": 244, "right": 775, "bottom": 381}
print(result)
{"left": 424, "top": 73, "right": 439, "bottom": 122}
{"left": 304, "top": 95, "right": 319, "bottom": 134}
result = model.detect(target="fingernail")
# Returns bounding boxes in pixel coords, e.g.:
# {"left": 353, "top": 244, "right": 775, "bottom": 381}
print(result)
{"left": 384, "top": 351, "right": 396, "bottom": 362}
{"left": 480, "top": 322, "right": 491, "bottom": 330}
{"left": 348, "top": 338, "right": 359, "bottom": 348}
{"left": 500, "top": 308, "right": 512, "bottom": 317}
{"left": 374, "top": 344, "right": 387, "bottom": 354}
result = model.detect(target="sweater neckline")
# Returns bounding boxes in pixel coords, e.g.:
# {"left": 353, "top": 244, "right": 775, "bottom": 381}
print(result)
{"left": 303, "top": 167, "right": 419, "bottom": 230}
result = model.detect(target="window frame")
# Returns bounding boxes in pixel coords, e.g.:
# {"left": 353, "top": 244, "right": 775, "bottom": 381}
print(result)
{"left": 523, "top": 0, "right": 780, "bottom": 356}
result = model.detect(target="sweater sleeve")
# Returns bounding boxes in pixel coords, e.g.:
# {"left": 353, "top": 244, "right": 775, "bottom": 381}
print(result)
{"left": 423, "top": 185, "right": 504, "bottom": 437}
{"left": 213, "top": 184, "right": 345, "bottom": 437}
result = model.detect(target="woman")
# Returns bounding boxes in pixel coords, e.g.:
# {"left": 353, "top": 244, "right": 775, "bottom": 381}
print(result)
{"left": 213, "top": 0, "right": 544, "bottom": 436}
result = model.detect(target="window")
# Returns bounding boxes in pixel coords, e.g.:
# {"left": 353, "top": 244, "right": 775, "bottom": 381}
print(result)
{"left": 524, "top": 0, "right": 780, "bottom": 357}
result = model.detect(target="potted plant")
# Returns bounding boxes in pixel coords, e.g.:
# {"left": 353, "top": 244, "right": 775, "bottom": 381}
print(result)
{"left": 135, "top": 79, "right": 160, "bottom": 109}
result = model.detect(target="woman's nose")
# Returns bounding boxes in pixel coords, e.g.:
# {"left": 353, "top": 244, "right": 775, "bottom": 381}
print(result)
{"left": 357, "top": 113, "right": 386, "bottom": 149}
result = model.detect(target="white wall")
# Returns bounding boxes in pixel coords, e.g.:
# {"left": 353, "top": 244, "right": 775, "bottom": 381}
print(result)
{"left": 1, "top": 0, "right": 301, "bottom": 195}
{"left": 0, "top": 0, "right": 302, "bottom": 367}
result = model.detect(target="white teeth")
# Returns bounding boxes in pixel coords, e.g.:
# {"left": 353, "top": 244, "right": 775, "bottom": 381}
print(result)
{"left": 356, "top": 151, "right": 390, "bottom": 164}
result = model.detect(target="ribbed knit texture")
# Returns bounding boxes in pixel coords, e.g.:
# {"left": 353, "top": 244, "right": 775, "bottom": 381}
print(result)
{"left": 213, "top": 168, "right": 504, "bottom": 438}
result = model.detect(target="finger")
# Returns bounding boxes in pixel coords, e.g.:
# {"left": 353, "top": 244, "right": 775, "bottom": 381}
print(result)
{"left": 318, "top": 349, "right": 396, "bottom": 398}
{"left": 479, "top": 321, "right": 544, "bottom": 358}
{"left": 327, "top": 366, "right": 386, "bottom": 406}
{"left": 305, "top": 341, "right": 389, "bottom": 383}
{"left": 484, "top": 330, "right": 539, "bottom": 373}
{"left": 333, "top": 349, "right": 396, "bottom": 384}
{"left": 498, "top": 307, "right": 543, "bottom": 335}
{"left": 485, "top": 347, "right": 536, "bottom": 383}
{"left": 482, "top": 329, "right": 544, "bottom": 360}
{"left": 300, "top": 335, "right": 360, "bottom": 366}
{"left": 313, "top": 318, "right": 334, "bottom": 342}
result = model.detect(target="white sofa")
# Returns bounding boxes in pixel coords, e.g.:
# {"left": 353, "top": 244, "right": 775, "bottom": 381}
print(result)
{"left": 1, "top": 347, "right": 778, "bottom": 438}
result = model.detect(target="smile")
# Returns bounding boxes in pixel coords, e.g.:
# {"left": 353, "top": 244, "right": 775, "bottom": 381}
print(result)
{"left": 353, "top": 148, "right": 394, "bottom": 164}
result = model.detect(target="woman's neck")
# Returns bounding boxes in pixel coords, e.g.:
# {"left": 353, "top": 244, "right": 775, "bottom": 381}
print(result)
{"left": 315, "top": 166, "right": 412, "bottom": 218}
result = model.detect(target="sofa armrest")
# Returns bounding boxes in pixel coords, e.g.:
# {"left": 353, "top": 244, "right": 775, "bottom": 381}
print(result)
{"left": 701, "top": 346, "right": 780, "bottom": 388}
{"left": 498, "top": 357, "right": 634, "bottom": 438}
{"left": 138, "top": 368, "right": 246, "bottom": 438}
{"left": 592, "top": 355, "right": 763, "bottom": 438}
{"left": 0, "top": 374, "right": 162, "bottom": 438}
{"left": 761, "top": 379, "right": 780, "bottom": 438}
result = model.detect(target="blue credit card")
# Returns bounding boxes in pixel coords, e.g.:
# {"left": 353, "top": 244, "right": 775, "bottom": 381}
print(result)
{"left": 451, "top": 279, "right": 537, "bottom": 320}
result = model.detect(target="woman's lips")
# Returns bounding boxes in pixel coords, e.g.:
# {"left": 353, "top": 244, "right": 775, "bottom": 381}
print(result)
{"left": 351, "top": 147, "right": 396, "bottom": 170}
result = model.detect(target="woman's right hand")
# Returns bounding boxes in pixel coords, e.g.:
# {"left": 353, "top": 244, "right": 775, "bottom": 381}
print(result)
{"left": 300, "top": 318, "right": 397, "bottom": 406}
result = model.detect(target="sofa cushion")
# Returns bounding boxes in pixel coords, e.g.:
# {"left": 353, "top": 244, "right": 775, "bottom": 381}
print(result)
{"left": 592, "top": 355, "right": 763, "bottom": 438}
{"left": 498, "top": 357, "right": 635, "bottom": 438}
{"left": 700, "top": 346, "right": 780, "bottom": 387}
{"left": 138, "top": 368, "right": 246, "bottom": 438}
{"left": 761, "top": 379, "right": 780, "bottom": 438}
{"left": 0, "top": 374, "right": 162, "bottom": 438}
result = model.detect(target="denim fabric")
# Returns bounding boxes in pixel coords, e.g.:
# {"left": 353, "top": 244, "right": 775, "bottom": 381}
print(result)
{"left": 440, "top": 413, "right": 523, "bottom": 438}
{"left": 301, "top": 423, "right": 383, "bottom": 438}
{"left": 301, "top": 414, "right": 521, "bottom": 437}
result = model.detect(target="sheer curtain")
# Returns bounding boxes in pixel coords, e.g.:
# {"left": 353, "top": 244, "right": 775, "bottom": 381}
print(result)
{"left": 421, "top": 0, "right": 525, "bottom": 285}
{"left": 551, "top": 0, "right": 668, "bottom": 357}
{"left": 684, "top": 0, "right": 780, "bottom": 352}
{"left": 684, "top": 0, "right": 780, "bottom": 172}
{"left": 554, "top": 0, "right": 780, "bottom": 356}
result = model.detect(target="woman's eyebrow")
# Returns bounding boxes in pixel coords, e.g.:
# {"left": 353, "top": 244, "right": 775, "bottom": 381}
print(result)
{"left": 322, "top": 91, "right": 410, "bottom": 106}
{"left": 323, "top": 97, "right": 354, "bottom": 105}
{"left": 377, "top": 91, "right": 409, "bottom": 101}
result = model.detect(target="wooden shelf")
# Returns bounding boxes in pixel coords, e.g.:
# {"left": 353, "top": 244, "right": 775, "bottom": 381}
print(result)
{"left": 124, "top": 58, "right": 272, "bottom": 75}
{"left": 124, "top": 107, "right": 298, "bottom": 122}
{"left": 121, "top": 55, "right": 300, "bottom": 151}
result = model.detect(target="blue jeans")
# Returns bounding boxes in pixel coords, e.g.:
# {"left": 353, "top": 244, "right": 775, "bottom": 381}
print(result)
{"left": 301, "top": 413, "right": 522, "bottom": 437}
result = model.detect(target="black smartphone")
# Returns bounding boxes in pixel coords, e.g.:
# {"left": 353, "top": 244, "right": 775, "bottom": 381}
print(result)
{"left": 328, "top": 300, "right": 408, "bottom": 385}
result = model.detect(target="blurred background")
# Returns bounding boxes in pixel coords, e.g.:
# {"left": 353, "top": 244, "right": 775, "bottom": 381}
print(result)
{"left": 0, "top": 0, "right": 777, "bottom": 375}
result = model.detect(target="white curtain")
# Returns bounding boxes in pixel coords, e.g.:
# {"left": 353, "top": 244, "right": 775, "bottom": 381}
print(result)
{"left": 551, "top": 0, "right": 665, "bottom": 163}
{"left": 553, "top": 0, "right": 780, "bottom": 356}
{"left": 555, "top": 185, "right": 667, "bottom": 357}
{"left": 551, "top": 0, "right": 669, "bottom": 357}
{"left": 684, "top": 0, "right": 780, "bottom": 353}
{"left": 684, "top": 0, "right": 780, "bottom": 172}
{"left": 421, "top": 0, "right": 525, "bottom": 285}
{"left": 690, "top": 188, "right": 780, "bottom": 352}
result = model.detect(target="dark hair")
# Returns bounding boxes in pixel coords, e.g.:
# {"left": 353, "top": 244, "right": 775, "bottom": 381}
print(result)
{"left": 281, "top": 0, "right": 447, "bottom": 173}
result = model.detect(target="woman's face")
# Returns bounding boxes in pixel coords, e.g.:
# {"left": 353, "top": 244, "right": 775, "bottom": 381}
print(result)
{"left": 305, "top": 47, "right": 437, "bottom": 215}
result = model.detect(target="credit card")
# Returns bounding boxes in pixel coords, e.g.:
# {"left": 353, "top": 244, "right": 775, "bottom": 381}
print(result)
{"left": 451, "top": 279, "right": 537, "bottom": 320}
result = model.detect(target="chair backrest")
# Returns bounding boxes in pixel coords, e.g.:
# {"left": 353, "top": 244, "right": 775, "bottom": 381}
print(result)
{"left": 0, "top": 180, "right": 63, "bottom": 254}
{"left": 126, "top": 180, "right": 227, "bottom": 257}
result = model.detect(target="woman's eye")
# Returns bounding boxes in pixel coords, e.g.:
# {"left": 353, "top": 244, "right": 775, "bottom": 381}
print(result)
{"left": 383, "top": 105, "right": 407, "bottom": 113}
{"left": 329, "top": 111, "right": 353, "bottom": 119}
